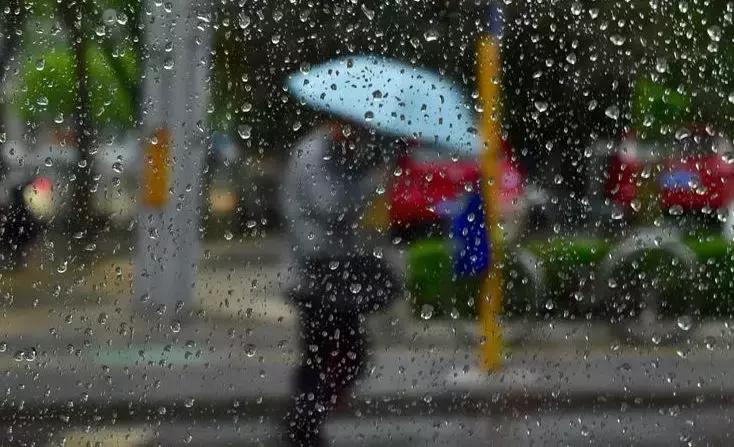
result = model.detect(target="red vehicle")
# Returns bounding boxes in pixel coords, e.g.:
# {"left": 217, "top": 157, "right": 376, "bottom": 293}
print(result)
{"left": 658, "top": 131, "right": 734, "bottom": 212}
{"left": 595, "top": 127, "right": 734, "bottom": 229}
{"left": 389, "top": 142, "right": 525, "bottom": 230}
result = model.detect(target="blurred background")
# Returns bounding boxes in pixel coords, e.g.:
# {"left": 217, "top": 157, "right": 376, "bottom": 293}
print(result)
{"left": 1, "top": 0, "right": 734, "bottom": 445}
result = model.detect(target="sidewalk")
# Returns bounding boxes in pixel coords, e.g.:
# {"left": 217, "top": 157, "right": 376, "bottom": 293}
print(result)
{"left": 1, "top": 238, "right": 734, "bottom": 424}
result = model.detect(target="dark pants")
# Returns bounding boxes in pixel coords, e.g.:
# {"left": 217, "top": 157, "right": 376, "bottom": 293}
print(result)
{"left": 285, "top": 302, "right": 367, "bottom": 447}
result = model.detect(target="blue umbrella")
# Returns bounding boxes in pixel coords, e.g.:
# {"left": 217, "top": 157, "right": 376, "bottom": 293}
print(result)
{"left": 287, "top": 56, "right": 479, "bottom": 156}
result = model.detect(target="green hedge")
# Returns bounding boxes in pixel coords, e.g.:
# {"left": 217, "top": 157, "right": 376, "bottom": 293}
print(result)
{"left": 407, "top": 235, "right": 734, "bottom": 320}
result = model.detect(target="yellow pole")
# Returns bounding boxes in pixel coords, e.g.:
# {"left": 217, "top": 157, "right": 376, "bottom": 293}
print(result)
{"left": 476, "top": 34, "right": 504, "bottom": 371}
{"left": 141, "top": 128, "right": 171, "bottom": 209}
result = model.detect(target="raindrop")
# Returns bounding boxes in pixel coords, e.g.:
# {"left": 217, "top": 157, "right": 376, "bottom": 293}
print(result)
{"left": 423, "top": 29, "right": 439, "bottom": 42}
{"left": 238, "top": 124, "right": 252, "bottom": 140}
{"left": 707, "top": 25, "right": 722, "bottom": 42}
{"left": 570, "top": 2, "right": 582, "bottom": 15}
{"left": 420, "top": 304, "right": 434, "bottom": 320}
{"left": 675, "top": 128, "right": 691, "bottom": 141}
{"left": 35, "top": 58, "right": 45, "bottom": 71}
{"left": 372, "top": 247, "right": 383, "bottom": 259}
{"left": 224, "top": 231, "right": 234, "bottom": 241}
{"left": 349, "top": 283, "right": 362, "bottom": 294}
{"left": 245, "top": 344, "right": 257, "bottom": 357}
{"left": 669, "top": 205, "right": 684, "bottom": 216}
{"left": 609, "top": 35, "right": 626, "bottom": 46}
{"left": 112, "top": 161, "right": 123, "bottom": 174}
{"left": 704, "top": 336, "right": 716, "bottom": 351}
{"left": 364, "top": 111, "right": 374, "bottom": 122}
{"left": 605, "top": 105, "right": 620, "bottom": 120}
{"left": 238, "top": 13, "right": 251, "bottom": 29}
{"left": 677, "top": 315, "right": 693, "bottom": 331}
{"left": 44, "top": 157, "right": 53, "bottom": 167}
{"left": 534, "top": 101, "right": 549, "bottom": 112}
{"left": 361, "top": 4, "right": 375, "bottom": 20}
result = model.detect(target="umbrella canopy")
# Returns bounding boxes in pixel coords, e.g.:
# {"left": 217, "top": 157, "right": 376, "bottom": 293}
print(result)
{"left": 287, "top": 56, "right": 479, "bottom": 156}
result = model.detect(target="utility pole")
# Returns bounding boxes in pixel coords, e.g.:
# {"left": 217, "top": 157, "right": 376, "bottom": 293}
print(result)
{"left": 135, "top": 0, "right": 212, "bottom": 322}
{"left": 476, "top": 1, "right": 505, "bottom": 371}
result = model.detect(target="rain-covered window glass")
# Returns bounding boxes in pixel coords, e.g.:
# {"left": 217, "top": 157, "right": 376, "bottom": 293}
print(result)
{"left": 1, "top": 0, "right": 733, "bottom": 445}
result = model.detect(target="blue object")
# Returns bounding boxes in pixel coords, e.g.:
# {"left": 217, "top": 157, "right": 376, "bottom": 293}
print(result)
{"left": 286, "top": 56, "right": 479, "bottom": 156}
{"left": 486, "top": 1, "right": 504, "bottom": 38}
{"left": 660, "top": 169, "right": 698, "bottom": 190}
{"left": 450, "top": 193, "right": 490, "bottom": 277}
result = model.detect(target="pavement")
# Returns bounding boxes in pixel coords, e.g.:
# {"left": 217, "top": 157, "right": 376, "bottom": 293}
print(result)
{"left": 2, "top": 235, "right": 734, "bottom": 445}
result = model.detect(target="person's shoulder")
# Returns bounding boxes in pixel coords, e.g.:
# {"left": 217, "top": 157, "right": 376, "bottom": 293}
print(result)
{"left": 290, "top": 128, "right": 330, "bottom": 167}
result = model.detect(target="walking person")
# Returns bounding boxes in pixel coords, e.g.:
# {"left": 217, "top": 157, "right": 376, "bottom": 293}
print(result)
{"left": 281, "top": 120, "right": 399, "bottom": 447}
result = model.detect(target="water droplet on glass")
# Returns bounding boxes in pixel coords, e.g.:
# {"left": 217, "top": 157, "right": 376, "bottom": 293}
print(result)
{"left": 677, "top": 315, "right": 693, "bottom": 331}
{"left": 669, "top": 205, "right": 684, "bottom": 216}
{"left": 423, "top": 29, "right": 439, "bottom": 42}
{"left": 238, "top": 124, "right": 252, "bottom": 140}
{"left": 570, "top": 2, "right": 582, "bottom": 15}
{"left": 705, "top": 336, "right": 716, "bottom": 351}
{"left": 245, "top": 344, "right": 257, "bottom": 357}
{"left": 349, "top": 283, "right": 362, "bottom": 294}
{"left": 534, "top": 101, "right": 549, "bottom": 112}
{"left": 675, "top": 127, "right": 691, "bottom": 141}
{"left": 609, "top": 34, "right": 626, "bottom": 46}
{"left": 605, "top": 105, "right": 620, "bottom": 120}
{"left": 707, "top": 25, "right": 722, "bottom": 42}
{"left": 420, "top": 304, "right": 434, "bottom": 320}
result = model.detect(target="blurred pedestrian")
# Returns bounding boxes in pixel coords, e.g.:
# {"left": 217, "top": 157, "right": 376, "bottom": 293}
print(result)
{"left": 281, "top": 120, "right": 399, "bottom": 447}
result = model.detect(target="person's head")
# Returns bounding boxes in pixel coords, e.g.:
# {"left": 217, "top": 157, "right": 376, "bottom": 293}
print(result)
{"left": 325, "top": 119, "right": 390, "bottom": 170}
